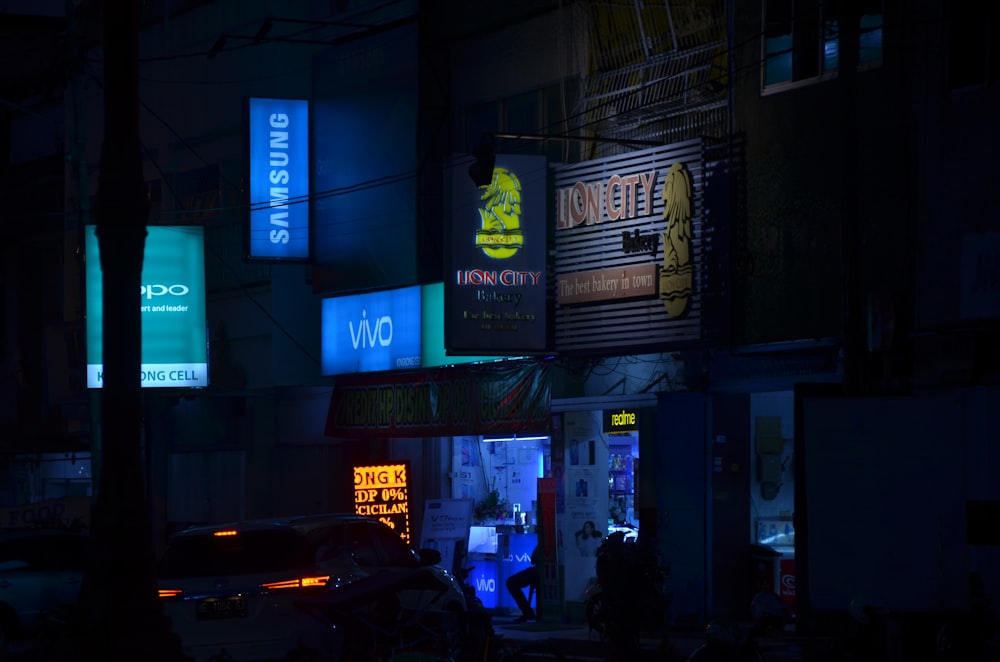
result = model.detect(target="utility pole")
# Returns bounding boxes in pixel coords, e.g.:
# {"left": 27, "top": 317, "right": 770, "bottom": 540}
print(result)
{"left": 71, "top": 1, "right": 184, "bottom": 659}
{"left": 840, "top": 1, "right": 863, "bottom": 396}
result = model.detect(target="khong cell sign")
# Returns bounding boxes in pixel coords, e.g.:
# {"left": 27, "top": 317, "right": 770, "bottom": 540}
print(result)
{"left": 321, "top": 285, "right": 422, "bottom": 376}
{"left": 85, "top": 225, "right": 208, "bottom": 388}
{"left": 247, "top": 97, "right": 309, "bottom": 260}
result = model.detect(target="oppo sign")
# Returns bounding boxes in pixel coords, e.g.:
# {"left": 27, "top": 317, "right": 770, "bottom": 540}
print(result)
{"left": 85, "top": 225, "right": 208, "bottom": 388}
{"left": 140, "top": 284, "right": 189, "bottom": 298}
{"left": 321, "top": 285, "right": 422, "bottom": 376}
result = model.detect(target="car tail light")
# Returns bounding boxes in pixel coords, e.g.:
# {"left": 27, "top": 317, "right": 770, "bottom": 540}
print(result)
{"left": 261, "top": 576, "right": 330, "bottom": 590}
{"left": 213, "top": 529, "right": 238, "bottom": 537}
{"left": 158, "top": 588, "right": 183, "bottom": 598}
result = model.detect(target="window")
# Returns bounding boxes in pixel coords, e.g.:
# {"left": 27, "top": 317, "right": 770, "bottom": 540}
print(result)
{"left": 0, "top": 532, "right": 88, "bottom": 571}
{"left": 763, "top": 0, "right": 883, "bottom": 90}
{"left": 461, "top": 83, "right": 578, "bottom": 163}
{"left": 158, "top": 530, "right": 315, "bottom": 578}
{"left": 347, "top": 522, "right": 417, "bottom": 568}
{"left": 948, "top": 3, "right": 1000, "bottom": 90}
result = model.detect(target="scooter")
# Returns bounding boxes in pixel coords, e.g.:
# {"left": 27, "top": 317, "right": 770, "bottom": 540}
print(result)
{"left": 686, "top": 591, "right": 790, "bottom": 662}
{"left": 584, "top": 528, "right": 671, "bottom": 649}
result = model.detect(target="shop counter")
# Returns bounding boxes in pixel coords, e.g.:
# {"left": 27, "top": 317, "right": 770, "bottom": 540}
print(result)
{"left": 467, "top": 530, "right": 537, "bottom": 611}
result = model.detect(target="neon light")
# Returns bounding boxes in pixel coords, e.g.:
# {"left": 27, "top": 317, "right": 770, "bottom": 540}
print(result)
{"left": 262, "top": 577, "right": 329, "bottom": 590}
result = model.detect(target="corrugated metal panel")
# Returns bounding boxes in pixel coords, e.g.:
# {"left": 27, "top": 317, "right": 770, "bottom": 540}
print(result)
{"left": 553, "top": 138, "right": 704, "bottom": 353}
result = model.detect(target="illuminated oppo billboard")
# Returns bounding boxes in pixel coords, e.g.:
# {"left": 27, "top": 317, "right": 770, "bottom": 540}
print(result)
{"left": 321, "top": 285, "right": 421, "bottom": 376}
{"left": 247, "top": 97, "right": 309, "bottom": 260}
{"left": 85, "top": 225, "right": 208, "bottom": 388}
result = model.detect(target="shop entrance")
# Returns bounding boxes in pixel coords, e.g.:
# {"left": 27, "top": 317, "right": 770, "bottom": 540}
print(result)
{"left": 451, "top": 434, "right": 549, "bottom": 612}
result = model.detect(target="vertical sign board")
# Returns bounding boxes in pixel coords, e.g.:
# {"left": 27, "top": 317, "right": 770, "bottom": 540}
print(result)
{"left": 354, "top": 463, "right": 411, "bottom": 544}
{"left": 447, "top": 153, "right": 550, "bottom": 355}
{"left": 321, "top": 285, "right": 422, "bottom": 376}
{"left": 85, "top": 225, "right": 208, "bottom": 388}
{"left": 536, "top": 477, "right": 561, "bottom": 620}
{"left": 247, "top": 97, "right": 309, "bottom": 260}
{"left": 420, "top": 498, "right": 474, "bottom": 573}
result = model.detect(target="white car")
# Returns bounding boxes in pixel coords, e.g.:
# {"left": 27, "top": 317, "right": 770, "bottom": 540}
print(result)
{"left": 157, "top": 513, "right": 466, "bottom": 662}
{"left": 0, "top": 528, "right": 88, "bottom": 653}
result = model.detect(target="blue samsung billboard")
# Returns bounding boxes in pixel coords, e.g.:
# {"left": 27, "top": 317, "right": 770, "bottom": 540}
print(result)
{"left": 321, "top": 285, "right": 422, "bottom": 376}
{"left": 247, "top": 97, "right": 309, "bottom": 260}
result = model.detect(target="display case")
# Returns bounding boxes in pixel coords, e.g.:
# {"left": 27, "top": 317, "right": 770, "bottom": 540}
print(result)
{"left": 608, "top": 446, "right": 636, "bottom": 531}
{"left": 609, "top": 449, "right": 634, "bottom": 495}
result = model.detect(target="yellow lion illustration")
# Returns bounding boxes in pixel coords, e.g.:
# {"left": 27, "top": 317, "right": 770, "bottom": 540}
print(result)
{"left": 476, "top": 167, "right": 524, "bottom": 259}
{"left": 659, "top": 162, "right": 693, "bottom": 317}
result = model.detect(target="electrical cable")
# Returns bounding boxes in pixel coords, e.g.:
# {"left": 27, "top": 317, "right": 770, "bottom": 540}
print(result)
{"left": 141, "top": 142, "right": 321, "bottom": 368}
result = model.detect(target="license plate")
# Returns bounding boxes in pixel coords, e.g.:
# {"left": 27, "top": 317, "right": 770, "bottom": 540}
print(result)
{"left": 196, "top": 596, "right": 248, "bottom": 620}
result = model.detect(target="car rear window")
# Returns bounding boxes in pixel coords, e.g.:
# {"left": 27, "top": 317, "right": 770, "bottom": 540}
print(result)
{"left": 158, "top": 529, "right": 316, "bottom": 578}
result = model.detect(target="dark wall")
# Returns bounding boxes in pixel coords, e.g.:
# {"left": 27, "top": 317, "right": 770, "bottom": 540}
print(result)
{"left": 656, "top": 391, "right": 709, "bottom": 626}
{"left": 709, "top": 393, "right": 751, "bottom": 621}
{"left": 730, "top": 3, "right": 914, "bottom": 353}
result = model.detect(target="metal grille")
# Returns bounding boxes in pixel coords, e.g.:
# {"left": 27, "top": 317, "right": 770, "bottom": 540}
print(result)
{"left": 573, "top": 0, "right": 730, "bottom": 149}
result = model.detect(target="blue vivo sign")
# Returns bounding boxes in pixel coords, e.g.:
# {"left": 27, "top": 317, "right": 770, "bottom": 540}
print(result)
{"left": 321, "top": 285, "right": 422, "bottom": 376}
{"left": 471, "top": 561, "right": 499, "bottom": 610}
{"left": 248, "top": 98, "right": 309, "bottom": 260}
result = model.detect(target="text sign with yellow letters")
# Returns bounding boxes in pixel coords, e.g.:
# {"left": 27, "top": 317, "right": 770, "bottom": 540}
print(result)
{"left": 603, "top": 408, "right": 639, "bottom": 434}
{"left": 354, "top": 463, "right": 410, "bottom": 544}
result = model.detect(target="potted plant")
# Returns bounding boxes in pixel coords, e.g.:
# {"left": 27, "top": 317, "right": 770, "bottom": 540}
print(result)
{"left": 473, "top": 477, "right": 511, "bottom": 524}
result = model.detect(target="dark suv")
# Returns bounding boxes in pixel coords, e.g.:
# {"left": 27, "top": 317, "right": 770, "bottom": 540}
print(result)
{"left": 0, "top": 528, "right": 88, "bottom": 653}
{"left": 157, "top": 513, "right": 465, "bottom": 662}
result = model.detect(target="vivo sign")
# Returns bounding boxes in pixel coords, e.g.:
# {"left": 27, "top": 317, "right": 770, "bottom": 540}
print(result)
{"left": 351, "top": 311, "right": 393, "bottom": 349}
{"left": 248, "top": 97, "right": 309, "bottom": 260}
{"left": 321, "top": 285, "right": 421, "bottom": 376}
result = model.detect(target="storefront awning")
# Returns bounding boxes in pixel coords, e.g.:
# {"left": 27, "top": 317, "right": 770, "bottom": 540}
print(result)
{"left": 324, "top": 359, "right": 551, "bottom": 439}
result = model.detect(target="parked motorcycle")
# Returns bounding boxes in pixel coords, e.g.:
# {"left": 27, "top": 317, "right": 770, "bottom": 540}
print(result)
{"left": 686, "top": 591, "right": 790, "bottom": 662}
{"left": 584, "top": 528, "right": 671, "bottom": 650}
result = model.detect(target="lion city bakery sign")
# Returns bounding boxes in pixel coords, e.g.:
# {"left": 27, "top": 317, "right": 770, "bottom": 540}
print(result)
{"left": 553, "top": 139, "right": 704, "bottom": 353}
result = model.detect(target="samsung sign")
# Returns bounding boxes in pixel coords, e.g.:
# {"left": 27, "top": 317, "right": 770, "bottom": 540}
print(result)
{"left": 247, "top": 98, "right": 309, "bottom": 260}
{"left": 85, "top": 225, "right": 208, "bottom": 388}
{"left": 321, "top": 285, "right": 421, "bottom": 376}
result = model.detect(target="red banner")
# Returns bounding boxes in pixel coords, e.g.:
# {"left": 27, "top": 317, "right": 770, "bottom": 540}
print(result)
{"left": 325, "top": 360, "right": 551, "bottom": 438}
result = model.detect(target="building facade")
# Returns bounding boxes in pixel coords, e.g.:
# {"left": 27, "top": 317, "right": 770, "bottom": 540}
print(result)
{"left": 1, "top": 0, "right": 996, "bottom": 636}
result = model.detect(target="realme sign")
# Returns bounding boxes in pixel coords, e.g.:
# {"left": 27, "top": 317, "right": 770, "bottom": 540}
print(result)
{"left": 603, "top": 408, "right": 639, "bottom": 433}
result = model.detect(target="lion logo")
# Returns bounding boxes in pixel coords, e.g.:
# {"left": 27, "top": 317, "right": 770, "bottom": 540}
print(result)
{"left": 659, "top": 162, "right": 693, "bottom": 317}
{"left": 475, "top": 167, "right": 523, "bottom": 259}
